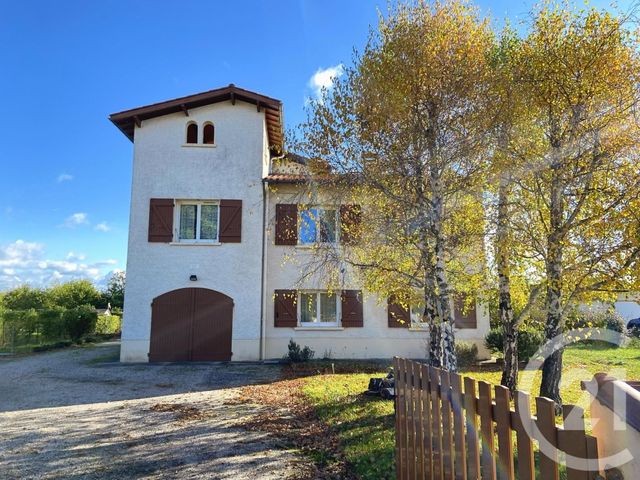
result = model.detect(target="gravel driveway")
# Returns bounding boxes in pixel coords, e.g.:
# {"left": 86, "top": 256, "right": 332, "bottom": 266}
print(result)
{"left": 0, "top": 342, "right": 312, "bottom": 479}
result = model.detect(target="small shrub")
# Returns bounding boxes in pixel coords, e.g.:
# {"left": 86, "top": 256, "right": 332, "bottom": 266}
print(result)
{"left": 485, "top": 326, "right": 544, "bottom": 362}
{"left": 95, "top": 314, "right": 121, "bottom": 335}
{"left": 605, "top": 312, "right": 627, "bottom": 335}
{"left": 287, "top": 339, "right": 315, "bottom": 363}
{"left": 566, "top": 310, "right": 626, "bottom": 333}
{"left": 565, "top": 310, "right": 627, "bottom": 347}
{"left": 626, "top": 336, "right": 640, "bottom": 348}
{"left": 455, "top": 341, "right": 478, "bottom": 368}
{"left": 63, "top": 304, "right": 98, "bottom": 341}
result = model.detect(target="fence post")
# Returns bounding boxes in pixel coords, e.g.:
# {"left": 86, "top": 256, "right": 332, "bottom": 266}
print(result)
{"left": 450, "top": 373, "right": 467, "bottom": 480}
{"left": 394, "top": 357, "right": 407, "bottom": 480}
{"left": 407, "top": 361, "right": 416, "bottom": 480}
{"left": 494, "top": 385, "right": 515, "bottom": 480}
{"left": 513, "top": 392, "right": 535, "bottom": 480}
{"left": 535, "top": 397, "right": 560, "bottom": 480}
{"left": 478, "top": 381, "right": 497, "bottom": 480}
{"left": 430, "top": 367, "right": 443, "bottom": 480}
{"left": 463, "top": 376, "right": 481, "bottom": 480}
{"left": 441, "top": 370, "right": 455, "bottom": 479}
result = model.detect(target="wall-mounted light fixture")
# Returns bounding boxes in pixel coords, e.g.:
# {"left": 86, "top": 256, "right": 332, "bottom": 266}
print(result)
{"left": 189, "top": 275, "right": 198, "bottom": 281}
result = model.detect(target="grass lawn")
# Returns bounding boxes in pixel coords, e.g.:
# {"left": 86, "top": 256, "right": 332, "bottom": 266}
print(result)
{"left": 301, "top": 343, "right": 640, "bottom": 480}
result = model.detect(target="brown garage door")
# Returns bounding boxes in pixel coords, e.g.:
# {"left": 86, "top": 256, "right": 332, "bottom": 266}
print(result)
{"left": 149, "top": 288, "right": 233, "bottom": 362}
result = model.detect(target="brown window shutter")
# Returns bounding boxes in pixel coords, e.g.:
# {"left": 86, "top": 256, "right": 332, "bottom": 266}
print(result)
{"left": 340, "top": 204, "right": 362, "bottom": 245}
{"left": 341, "top": 290, "right": 363, "bottom": 327}
{"left": 219, "top": 200, "right": 242, "bottom": 243}
{"left": 388, "top": 296, "right": 410, "bottom": 328}
{"left": 454, "top": 296, "right": 477, "bottom": 329}
{"left": 148, "top": 199, "right": 174, "bottom": 242}
{"left": 274, "top": 290, "right": 297, "bottom": 327}
{"left": 275, "top": 204, "right": 298, "bottom": 245}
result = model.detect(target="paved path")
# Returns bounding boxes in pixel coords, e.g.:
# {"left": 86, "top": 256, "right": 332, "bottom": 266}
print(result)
{"left": 0, "top": 343, "right": 311, "bottom": 479}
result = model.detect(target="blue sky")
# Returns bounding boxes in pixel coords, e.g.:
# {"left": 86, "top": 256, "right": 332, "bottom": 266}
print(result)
{"left": 0, "top": 0, "right": 631, "bottom": 290}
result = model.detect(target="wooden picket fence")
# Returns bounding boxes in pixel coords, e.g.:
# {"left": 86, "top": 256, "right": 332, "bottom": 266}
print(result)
{"left": 393, "top": 357, "right": 602, "bottom": 480}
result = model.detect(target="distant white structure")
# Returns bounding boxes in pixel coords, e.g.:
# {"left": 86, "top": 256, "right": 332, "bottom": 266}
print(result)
{"left": 615, "top": 293, "right": 640, "bottom": 322}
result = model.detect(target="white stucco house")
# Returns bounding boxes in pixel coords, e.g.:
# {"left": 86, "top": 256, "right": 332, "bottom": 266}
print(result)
{"left": 110, "top": 84, "right": 490, "bottom": 363}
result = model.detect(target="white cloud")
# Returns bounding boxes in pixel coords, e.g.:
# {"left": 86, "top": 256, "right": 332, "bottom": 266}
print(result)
{"left": 57, "top": 173, "right": 73, "bottom": 183}
{"left": 63, "top": 212, "right": 88, "bottom": 228}
{"left": 308, "top": 64, "right": 344, "bottom": 99}
{"left": 0, "top": 240, "right": 44, "bottom": 265}
{"left": 0, "top": 240, "right": 120, "bottom": 290}
{"left": 94, "top": 222, "right": 111, "bottom": 232}
{"left": 66, "top": 251, "right": 86, "bottom": 262}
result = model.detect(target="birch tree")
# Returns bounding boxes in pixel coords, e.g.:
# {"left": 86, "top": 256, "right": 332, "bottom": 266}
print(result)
{"left": 512, "top": 4, "right": 640, "bottom": 406}
{"left": 487, "top": 29, "right": 546, "bottom": 392}
{"left": 296, "top": 0, "right": 494, "bottom": 370}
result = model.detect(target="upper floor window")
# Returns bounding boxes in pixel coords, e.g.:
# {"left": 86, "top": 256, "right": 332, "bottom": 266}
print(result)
{"left": 186, "top": 123, "right": 198, "bottom": 144}
{"left": 299, "top": 206, "right": 337, "bottom": 245}
{"left": 177, "top": 201, "right": 219, "bottom": 243}
{"left": 203, "top": 123, "right": 215, "bottom": 144}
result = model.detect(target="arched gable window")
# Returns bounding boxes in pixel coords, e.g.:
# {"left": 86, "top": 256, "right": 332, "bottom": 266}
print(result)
{"left": 203, "top": 123, "right": 215, "bottom": 145}
{"left": 186, "top": 123, "right": 198, "bottom": 144}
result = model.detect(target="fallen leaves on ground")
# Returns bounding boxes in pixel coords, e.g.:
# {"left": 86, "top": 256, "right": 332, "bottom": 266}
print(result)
{"left": 237, "top": 378, "right": 358, "bottom": 480}
{"left": 149, "top": 403, "right": 213, "bottom": 422}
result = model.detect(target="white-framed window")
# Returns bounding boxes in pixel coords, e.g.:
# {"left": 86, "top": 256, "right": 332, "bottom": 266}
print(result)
{"left": 299, "top": 206, "right": 338, "bottom": 245}
{"left": 410, "top": 303, "right": 427, "bottom": 327}
{"left": 298, "top": 290, "right": 340, "bottom": 326}
{"left": 175, "top": 200, "right": 220, "bottom": 243}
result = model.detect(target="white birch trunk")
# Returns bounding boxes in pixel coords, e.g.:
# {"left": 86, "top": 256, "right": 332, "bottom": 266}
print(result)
{"left": 496, "top": 177, "right": 518, "bottom": 392}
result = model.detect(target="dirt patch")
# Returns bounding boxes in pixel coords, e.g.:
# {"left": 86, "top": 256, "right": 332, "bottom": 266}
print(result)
{"left": 238, "top": 378, "right": 358, "bottom": 480}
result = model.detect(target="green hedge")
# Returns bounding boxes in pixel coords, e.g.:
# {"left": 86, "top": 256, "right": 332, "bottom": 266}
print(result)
{"left": 95, "top": 314, "right": 121, "bottom": 334}
{"left": 1, "top": 305, "right": 117, "bottom": 349}
{"left": 484, "top": 326, "right": 545, "bottom": 362}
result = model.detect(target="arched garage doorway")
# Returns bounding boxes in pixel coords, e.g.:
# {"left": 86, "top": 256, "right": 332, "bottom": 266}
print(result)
{"left": 149, "top": 288, "right": 233, "bottom": 362}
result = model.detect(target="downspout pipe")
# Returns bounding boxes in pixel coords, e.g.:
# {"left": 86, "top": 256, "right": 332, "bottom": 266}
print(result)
{"left": 259, "top": 153, "right": 285, "bottom": 361}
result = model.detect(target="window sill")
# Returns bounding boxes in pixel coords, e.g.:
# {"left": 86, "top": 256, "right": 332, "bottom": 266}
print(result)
{"left": 169, "top": 241, "right": 221, "bottom": 246}
{"left": 295, "top": 243, "right": 339, "bottom": 249}
{"left": 181, "top": 144, "right": 217, "bottom": 148}
{"left": 294, "top": 326, "right": 344, "bottom": 331}
{"left": 409, "top": 325, "right": 429, "bottom": 332}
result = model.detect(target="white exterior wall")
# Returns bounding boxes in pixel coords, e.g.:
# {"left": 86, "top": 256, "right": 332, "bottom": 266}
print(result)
{"left": 121, "top": 101, "right": 266, "bottom": 362}
{"left": 119, "top": 98, "right": 491, "bottom": 363}
{"left": 263, "top": 184, "right": 491, "bottom": 360}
